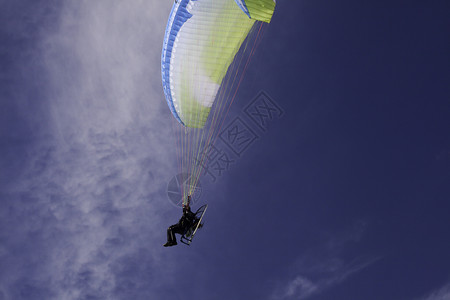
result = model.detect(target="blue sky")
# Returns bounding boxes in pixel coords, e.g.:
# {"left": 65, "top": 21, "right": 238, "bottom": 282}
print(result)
{"left": 1, "top": 0, "right": 449, "bottom": 299}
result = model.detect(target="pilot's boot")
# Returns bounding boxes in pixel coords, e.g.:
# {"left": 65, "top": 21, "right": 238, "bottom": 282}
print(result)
{"left": 164, "top": 226, "right": 178, "bottom": 247}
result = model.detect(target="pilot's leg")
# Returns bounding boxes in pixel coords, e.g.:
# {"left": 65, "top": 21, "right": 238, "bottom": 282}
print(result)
{"left": 164, "top": 223, "right": 183, "bottom": 247}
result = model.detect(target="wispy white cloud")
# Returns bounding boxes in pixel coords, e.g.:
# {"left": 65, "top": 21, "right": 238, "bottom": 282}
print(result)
{"left": 420, "top": 282, "right": 450, "bottom": 300}
{"left": 281, "top": 276, "right": 318, "bottom": 299}
{"left": 41, "top": 0, "right": 172, "bottom": 139}
{"left": 270, "top": 221, "right": 380, "bottom": 300}
{"left": 271, "top": 256, "right": 379, "bottom": 300}
{"left": 0, "top": 0, "right": 182, "bottom": 299}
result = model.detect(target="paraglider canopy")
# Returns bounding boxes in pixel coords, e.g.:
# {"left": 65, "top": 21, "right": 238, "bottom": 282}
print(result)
{"left": 160, "top": 0, "right": 276, "bottom": 203}
{"left": 161, "top": 0, "right": 276, "bottom": 128}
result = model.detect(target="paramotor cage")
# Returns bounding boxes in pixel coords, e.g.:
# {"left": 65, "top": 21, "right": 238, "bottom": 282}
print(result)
{"left": 180, "top": 204, "right": 208, "bottom": 245}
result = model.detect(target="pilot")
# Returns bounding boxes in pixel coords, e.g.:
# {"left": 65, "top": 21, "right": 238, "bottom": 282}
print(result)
{"left": 164, "top": 196, "right": 198, "bottom": 247}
